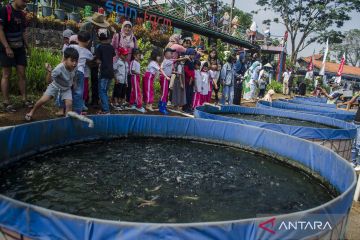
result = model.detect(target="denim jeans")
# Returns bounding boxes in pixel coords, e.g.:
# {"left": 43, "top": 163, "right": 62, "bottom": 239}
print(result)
{"left": 72, "top": 71, "right": 84, "bottom": 114}
{"left": 99, "top": 78, "right": 111, "bottom": 113}
{"left": 221, "top": 85, "right": 234, "bottom": 105}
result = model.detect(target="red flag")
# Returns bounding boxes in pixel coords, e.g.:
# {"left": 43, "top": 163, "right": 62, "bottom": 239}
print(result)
{"left": 337, "top": 54, "right": 345, "bottom": 76}
{"left": 307, "top": 55, "right": 314, "bottom": 71}
{"left": 335, "top": 54, "right": 346, "bottom": 84}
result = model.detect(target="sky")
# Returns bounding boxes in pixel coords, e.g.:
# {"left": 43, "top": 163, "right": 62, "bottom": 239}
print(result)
{"left": 224, "top": 0, "right": 360, "bottom": 58}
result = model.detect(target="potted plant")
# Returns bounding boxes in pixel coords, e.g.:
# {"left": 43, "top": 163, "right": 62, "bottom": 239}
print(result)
{"left": 54, "top": 0, "right": 65, "bottom": 20}
{"left": 68, "top": 1, "right": 80, "bottom": 23}
{"left": 26, "top": 0, "right": 38, "bottom": 13}
{"left": 68, "top": 12, "right": 80, "bottom": 23}
{"left": 40, "top": 0, "right": 52, "bottom": 17}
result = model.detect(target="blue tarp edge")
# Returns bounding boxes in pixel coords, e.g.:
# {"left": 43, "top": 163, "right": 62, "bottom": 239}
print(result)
{"left": 0, "top": 116, "right": 357, "bottom": 240}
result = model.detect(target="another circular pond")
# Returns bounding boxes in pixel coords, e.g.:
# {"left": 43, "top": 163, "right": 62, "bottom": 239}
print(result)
{"left": 0, "top": 138, "right": 337, "bottom": 223}
{"left": 217, "top": 113, "right": 338, "bottom": 129}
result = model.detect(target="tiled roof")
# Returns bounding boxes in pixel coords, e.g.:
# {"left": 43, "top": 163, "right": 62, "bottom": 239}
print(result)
{"left": 301, "top": 56, "right": 360, "bottom": 77}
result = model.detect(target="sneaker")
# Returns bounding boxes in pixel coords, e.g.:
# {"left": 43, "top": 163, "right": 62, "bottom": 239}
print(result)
{"left": 112, "top": 104, "right": 122, "bottom": 111}
{"left": 135, "top": 107, "right": 146, "bottom": 113}
{"left": 146, "top": 105, "right": 154, "bottom": 112}
{"left": 125, "top": 105, "right": 136, "bottom": 110}
{"left": 354, "top": 165, "right": 360, "bottom": 171}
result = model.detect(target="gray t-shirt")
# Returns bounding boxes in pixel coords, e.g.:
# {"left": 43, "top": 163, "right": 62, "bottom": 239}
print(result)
{"left": 51, "top": 63, "right": 76, "bottom": 90}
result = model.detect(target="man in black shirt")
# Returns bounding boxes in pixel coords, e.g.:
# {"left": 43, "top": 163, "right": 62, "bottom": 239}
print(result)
{"left": 0, "top": 0, "right": 31, "bottom": 112}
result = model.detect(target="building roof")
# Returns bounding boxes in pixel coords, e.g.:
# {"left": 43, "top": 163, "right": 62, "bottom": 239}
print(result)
{"left": 301, "top": 56, "right": 360, "bottom": 77}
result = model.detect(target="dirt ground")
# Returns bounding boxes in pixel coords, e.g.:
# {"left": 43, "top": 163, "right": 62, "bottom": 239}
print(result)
{"left": 0, "top": 94, "right": 359, "bottom": 239}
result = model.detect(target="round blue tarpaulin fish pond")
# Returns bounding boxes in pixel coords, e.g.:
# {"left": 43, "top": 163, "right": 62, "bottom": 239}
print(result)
{"left": 257, "top": 100, "right": 355, "bottom": 121}
{"left": 294, "top": 96, "right": 328, "bottom": 103}
{"left": 279, "top": 99, "right": 336, "bottom": 109}
{"left": 0, "top": 115, "right": 356, "bottom": 240}
{"left": 194, "top": 105, "right": 356, "bottom": 160}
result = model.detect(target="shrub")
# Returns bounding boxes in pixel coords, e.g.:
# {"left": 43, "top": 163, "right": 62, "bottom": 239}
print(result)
{"left": 1, "top": 48, "right": 62, "bottom": 94}
{"left": 266, "top": 80, "right": 283, "bottom": 93}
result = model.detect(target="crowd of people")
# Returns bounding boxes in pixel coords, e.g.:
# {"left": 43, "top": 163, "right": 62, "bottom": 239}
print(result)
{"left": 0, "top": 1, "right": 277, "bottom": 119}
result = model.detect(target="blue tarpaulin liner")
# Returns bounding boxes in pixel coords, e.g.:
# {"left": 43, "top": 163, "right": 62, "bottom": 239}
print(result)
{"left": 294, "top": 96, "right": 328, "bottom": 103}
{"left": 279, "top": 99, "right": 337, "bottom": 108}
{"left": 194, "top": 105, "right": 356, "bottom": 140}
{"left": 257, "top": 100, "right": 355, "bottom": 121}
{"left": 0, "top": 115, "right": 357, "bottom": 240}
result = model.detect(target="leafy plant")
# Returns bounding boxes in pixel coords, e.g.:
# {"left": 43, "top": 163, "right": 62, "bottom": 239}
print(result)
{"left": 1, "top": 48, "right": 63, "bottom": 94}
{"left": 137, "top": 39, "right": 153, "bottom": 74}
{"left": 266, "top": 80, "right": 282, "bottom": 93}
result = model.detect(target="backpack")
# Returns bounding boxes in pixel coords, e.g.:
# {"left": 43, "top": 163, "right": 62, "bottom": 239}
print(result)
{"left": 6, "top": 4, "right": 12, "bottom": 22}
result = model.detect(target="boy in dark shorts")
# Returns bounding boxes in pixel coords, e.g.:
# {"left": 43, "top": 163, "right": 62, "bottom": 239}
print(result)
{"left": 0, "top": 0, "right": 31, "bottom": 112}
{"left": 25, "top": 48, "right": 79, "bottom": 121}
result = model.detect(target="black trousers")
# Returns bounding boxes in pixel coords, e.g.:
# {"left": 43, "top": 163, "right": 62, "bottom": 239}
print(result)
{"left": 233, "top": 82, "right": 243, "bottom": 105}
{"left": 126, "top": 74, "right": 132, "bottom": 102}
{"left": 213, "top": 81, "right": 220, "bottom": 102}
{"left": 258, "top": 89, "right": 265, "bottom": 98}
{"left": 183, "top": 81, "right": 194, "bottom": 111}
{"left": 90, "top": 66, "right": 99, "bottom": 105}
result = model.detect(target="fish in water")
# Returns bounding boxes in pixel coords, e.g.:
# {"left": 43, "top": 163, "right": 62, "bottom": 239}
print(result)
{"left": 137, "top": 196, "right": 159, "bottom": 208}
{"left": 145, "top": 185, "right": 162, "bottom": 192}
{"left": 181, "top": 196, "right": 199, "bottom": 201}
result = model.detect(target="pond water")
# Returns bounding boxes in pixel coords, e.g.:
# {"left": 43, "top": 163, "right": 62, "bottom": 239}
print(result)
{"left": 218, "top": 113, "right": 339, "bottom": 129}
{"left": 0, "top": 138, "right": 337, "bottom": 223}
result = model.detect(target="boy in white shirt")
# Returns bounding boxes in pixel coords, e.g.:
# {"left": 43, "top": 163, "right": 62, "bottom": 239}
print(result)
{"left": 113, "top": 47, "right": 129, "bottom": 110}
{"left": 68, "top": 31, "right": 93, "bottom": 114}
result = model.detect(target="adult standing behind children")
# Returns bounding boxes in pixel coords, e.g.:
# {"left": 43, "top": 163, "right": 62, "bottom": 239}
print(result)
{"left": 165, "top": 34, "right": 186, "bottom": 59}
{"left": 96, "top": 28, "right": 115, "bottom": 114}
{"left": 220, "top": 55, "right": 236, "bottom": 105}
{"left": 25, "top": 48, "right": 79, "bottom": 121}
{"left": 183, "top": 48, "right": 196, "bottom": 113}
{"left": 80, "top": 13, "right": 110, "bottom": 107}
{"left": 111, "top": 21, "right": 138, "bottom": 103}
{"left": 282, "top": 68, "right": 291, "bottom": 95}
{"left": 0, "top": 0, "right": 32, "bottom": 112}
{"left": 62, "top": 29, "right": 74, "bottom": 53}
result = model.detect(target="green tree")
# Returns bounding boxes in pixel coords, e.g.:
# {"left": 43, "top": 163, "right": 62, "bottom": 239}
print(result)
{"left": 256, "top": 0, "right": 360, "bottom": 64}
{"left": 331, "top": 29, "right": 360, "bottom": 67}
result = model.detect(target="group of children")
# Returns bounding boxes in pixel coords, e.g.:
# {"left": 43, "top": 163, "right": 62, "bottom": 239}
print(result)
{"left": 25, "top": 28, "right": 222, "bottom": 120}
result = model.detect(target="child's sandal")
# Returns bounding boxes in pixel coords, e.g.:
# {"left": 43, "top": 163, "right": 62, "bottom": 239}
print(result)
{"left": 25, "top": 114, "right": 32, "bottom": 121}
